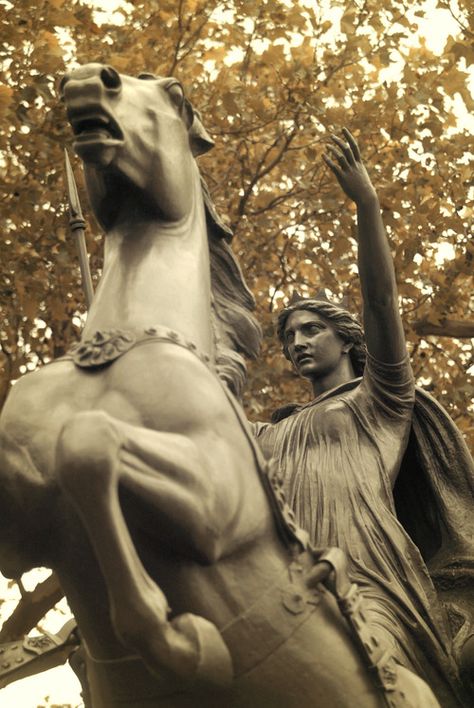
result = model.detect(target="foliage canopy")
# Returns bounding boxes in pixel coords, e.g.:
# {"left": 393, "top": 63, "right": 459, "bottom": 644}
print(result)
{"left": 0, "top": 0, "right": 473, "bottom": 445}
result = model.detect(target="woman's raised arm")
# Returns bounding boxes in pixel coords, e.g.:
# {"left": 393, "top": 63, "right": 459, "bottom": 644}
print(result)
{"left": 323, "top": 128, "right": 406, "bottom": 363}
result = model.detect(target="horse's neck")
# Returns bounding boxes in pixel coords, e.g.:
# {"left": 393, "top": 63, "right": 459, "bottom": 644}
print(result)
{"left": 83, "top": 183, "right": 214, "bottom": 355}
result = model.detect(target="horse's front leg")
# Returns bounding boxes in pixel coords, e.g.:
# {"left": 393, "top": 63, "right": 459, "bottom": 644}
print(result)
{"left": 56, "top": 410, "right": 233, "bottom": 685}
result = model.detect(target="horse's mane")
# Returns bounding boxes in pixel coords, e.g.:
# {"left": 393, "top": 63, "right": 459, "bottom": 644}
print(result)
{"left": 200, "top": 178, "right": 262, "bottom": 398}
{"left": 131, "top": 74, "right": 261, "bottom": 396}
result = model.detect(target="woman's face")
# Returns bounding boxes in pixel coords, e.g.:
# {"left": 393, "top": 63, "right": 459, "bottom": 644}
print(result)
{"left": 284, "top": 310, "right": 348, "bottom": 380}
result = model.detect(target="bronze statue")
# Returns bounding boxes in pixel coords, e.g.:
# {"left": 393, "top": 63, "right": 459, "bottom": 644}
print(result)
{"left": 0, "top": 66, "right": 444, "bottom": 706}
{"left": 254, "top": 130, "right": 474, "bottom": 706}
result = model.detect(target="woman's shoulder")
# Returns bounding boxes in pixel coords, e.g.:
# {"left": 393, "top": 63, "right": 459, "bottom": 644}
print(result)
{"left": 360, "top": 352, "right": 415, "bottom": 419}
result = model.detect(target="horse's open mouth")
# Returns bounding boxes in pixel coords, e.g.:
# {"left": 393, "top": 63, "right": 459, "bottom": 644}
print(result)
{"left": 70, "top": 112, "right": 123, "bottom": 145}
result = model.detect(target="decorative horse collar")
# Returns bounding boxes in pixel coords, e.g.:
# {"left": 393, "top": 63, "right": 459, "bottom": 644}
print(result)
{"left": 67, "top": 325, "right": 213, "bottom": 370}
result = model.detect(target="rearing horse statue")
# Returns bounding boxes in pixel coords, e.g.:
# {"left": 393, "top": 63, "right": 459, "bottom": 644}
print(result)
{"left": 0, "top": 64, "right": 437, "bottom": 707}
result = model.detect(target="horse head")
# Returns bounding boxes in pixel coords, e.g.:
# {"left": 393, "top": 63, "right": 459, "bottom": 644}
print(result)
{"left": 60, "top": 64, "right": 214, "bottom": 229}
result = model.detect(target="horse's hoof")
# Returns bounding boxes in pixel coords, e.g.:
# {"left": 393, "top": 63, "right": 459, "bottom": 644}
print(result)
{"left": 170, "top": 613, "right": 233, "bottom": 687}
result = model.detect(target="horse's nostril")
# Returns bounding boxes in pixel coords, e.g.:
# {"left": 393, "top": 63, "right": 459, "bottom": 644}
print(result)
{"left": 101, "top": 66, "right": 121, "bottom": 90}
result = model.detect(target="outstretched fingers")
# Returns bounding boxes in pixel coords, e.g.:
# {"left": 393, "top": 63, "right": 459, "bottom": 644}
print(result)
{"left": 342, "top": 127, "right": 361, "bottom": 161}
{"left": 326, "top": 142, "right": 350, "bottom": 170}
{"left": 322, "top": 152, "right": 343, "bottom": 180}
{"left": 323, "top": 128, "right": 374, "bottom": 204}
{"left": 323, "top": 128, "right": 363, "bottom": 181}
{"left": 330, "top": 133, "right": 355, "bottom": 166}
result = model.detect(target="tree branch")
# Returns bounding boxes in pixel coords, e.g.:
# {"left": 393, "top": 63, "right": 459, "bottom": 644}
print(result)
{"left": 0, "top": 573, "right": 63, "bottom": 642}
{"left": 413, "top": 318, "right": 474, "bottom": 339}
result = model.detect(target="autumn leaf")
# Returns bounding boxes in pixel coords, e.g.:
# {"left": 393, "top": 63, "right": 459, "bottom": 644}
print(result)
{"left": 0, "top": 84, "right": 13, "bottom": 116}
{"left": 340, "top": 9, "right": 356, "bottom": 36}
{"left": 40, "top": 30, "right": 63, "bottom": 57}
{"left": 222, "top": 91, "right": 239, "bottom": 114}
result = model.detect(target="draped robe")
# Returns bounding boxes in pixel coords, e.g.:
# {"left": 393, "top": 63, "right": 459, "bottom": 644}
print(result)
{"left": 254, "top": 354, "right": 471, "bottom": 706}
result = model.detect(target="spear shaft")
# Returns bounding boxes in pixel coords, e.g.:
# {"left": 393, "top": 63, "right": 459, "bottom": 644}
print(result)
{"left": 64, "top": 149, "right": 94, "bottom": 309}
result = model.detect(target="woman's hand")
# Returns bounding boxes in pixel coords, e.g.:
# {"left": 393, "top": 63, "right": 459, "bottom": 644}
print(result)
{"left": 323, "top": 128, "right": 377, "bottom": 207}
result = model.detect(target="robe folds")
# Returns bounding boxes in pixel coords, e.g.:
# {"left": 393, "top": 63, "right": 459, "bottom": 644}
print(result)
{"left": 254, "top": 353, "right": 473, "bottom": 706}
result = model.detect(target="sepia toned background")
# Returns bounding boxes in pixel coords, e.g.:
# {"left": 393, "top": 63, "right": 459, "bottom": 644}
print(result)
{"left": 0, "top": 0, "right": 472, "bottom": 704}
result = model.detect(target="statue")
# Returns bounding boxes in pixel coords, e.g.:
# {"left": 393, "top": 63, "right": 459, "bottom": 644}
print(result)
{"left": 0, "top": 65, "right": 443, "bottom": 707}
{"left": 254, "top": 130, "right": 474, "bottom": 706}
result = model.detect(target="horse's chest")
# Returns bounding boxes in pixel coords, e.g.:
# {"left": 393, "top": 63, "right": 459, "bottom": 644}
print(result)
{"left": 2, "top": 364, "right": 136, "bottom": 470}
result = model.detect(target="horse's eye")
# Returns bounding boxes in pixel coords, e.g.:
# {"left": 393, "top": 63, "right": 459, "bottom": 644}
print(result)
{"left": 138, "top": 73, "right": 156, "bottom": 81}
{"left": 167, "top": 83, "right": 185, "bottom": 108}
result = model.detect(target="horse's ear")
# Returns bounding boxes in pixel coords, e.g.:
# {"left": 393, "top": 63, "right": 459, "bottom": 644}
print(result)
{"left": 188, "top": 104, "right": 214, "bottom": 156}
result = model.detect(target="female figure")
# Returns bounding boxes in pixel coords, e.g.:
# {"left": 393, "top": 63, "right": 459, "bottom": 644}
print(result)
{"left": 255, "top": 130, "right": 468, "bottom": 706}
